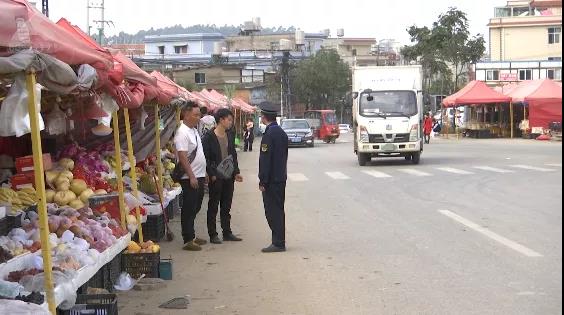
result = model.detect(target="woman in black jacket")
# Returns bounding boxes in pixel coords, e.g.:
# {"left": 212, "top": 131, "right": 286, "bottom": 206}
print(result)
{"left": 202, "top": 108, "right": 244, "bottom": 244}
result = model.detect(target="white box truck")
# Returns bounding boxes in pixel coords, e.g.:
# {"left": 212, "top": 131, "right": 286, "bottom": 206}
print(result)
{"left": 352, "top": 65, "right": 424, "bottom": 166}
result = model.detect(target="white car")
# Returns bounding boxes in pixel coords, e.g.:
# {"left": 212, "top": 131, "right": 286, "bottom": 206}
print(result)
{"left": 339, "top": 124, "right": 352, "bottom": 134}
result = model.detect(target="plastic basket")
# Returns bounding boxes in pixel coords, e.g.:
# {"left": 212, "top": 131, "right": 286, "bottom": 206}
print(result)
{"left": 122, "top": 251, "right": 160, "bottom": 279}
{"left": 139, "top": 214, "right": 165, "bottom": 242}
{"left": 58, "top": 294, "right": 118, "bottom": 315}
{"left": 102, "top": 252, "right": 122, "bottom": 292}
{"left": 0, "top": 217, "right": 8, "bottom": 236}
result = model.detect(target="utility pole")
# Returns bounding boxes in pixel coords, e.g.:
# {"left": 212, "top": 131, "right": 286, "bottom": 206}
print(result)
{"left": 87, "top": 0, "right": 113, "bottom": 45}
{"left": 281, "top": 51, "right": 290, "bottom": 118}
{"left": 42, "top": 0, "right": 49, "bottom": 17}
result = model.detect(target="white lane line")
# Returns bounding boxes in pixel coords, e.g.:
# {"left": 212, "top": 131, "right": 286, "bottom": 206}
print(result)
{"left": 509, "top": 165, "right": 555, "bottom": 172}
{"left": 288, "top": 173, "right": 309, "bottom": 182}
{"left": 397, "top": 169, "right": 432, "bottom": 177}
{"left": 362, "top": 170, "right": 392, "bottom": 178}
{"left": 473, "top": 166, "right": 515, "bottom": 173}
{"left": 436, "top": 167, "right": 474, "bottom": 175}
{"left": 545, "top": 163, "right": 562, "bottom": 167}
{"left": 325, "top": 171, "right": 350, "bottom": 180}
{"left": 438, "top": 210, "right": 543, "bottom": 258}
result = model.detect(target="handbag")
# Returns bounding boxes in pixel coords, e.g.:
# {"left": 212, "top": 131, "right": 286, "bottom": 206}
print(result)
{"left": 172, "top": 130, "right": 199, "bottom": 182}
{"left": 215, "top": 155, "right": 235, "bottom": 180}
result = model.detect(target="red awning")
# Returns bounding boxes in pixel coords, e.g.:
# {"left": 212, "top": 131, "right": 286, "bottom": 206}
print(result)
{"left": 0, "top": 1, "right": 113, "bottom": 69}
{"left": 443, "top": 81, "right": 511, "bottom": 107}
{"left": 524, "top": 80, "right": 562, "bottom": 128}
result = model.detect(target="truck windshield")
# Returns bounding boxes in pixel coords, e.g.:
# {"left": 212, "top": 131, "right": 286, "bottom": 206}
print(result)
{"left": 359, "top": 91, "right": 417, "bottom": 117}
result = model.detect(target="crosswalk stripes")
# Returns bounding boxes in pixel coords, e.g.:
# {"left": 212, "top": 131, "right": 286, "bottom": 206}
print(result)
{"left": 288, "top": 173, "right": 309, "bottom": 182}
{"left": 325, "top": 172, "right": 350, "bottom": 180}
{"left": 362, "top": 170, "right": 392, "bottom": 178}
{"left": 473, "top": 166, "right": 515, "bottom": 173}
{"left": 436, "top": 167, "right": 474, "bottom": 175}
{"left": 397, "top": 169, "right": 432, "bottom": 177}
{"left": 509, "top": 165, "right": 555, "bottom": 172}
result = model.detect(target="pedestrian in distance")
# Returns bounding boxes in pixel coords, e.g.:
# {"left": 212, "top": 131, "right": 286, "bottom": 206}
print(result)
{"left": 258, "top": 101, "right": 289, "bottom": 253}
{"left": 174, "top": 101, "right": 208, "bottom": 251}
{"left": 423, "top": 113, "right": 433, "bottom": 144}
{"left": 198, "top": 106, "right": 216, "bottom": 138}
{"left": 243, "top": 119, "right": 255, "bottom": 152}
{"left": 202, "top": 108, "right": 244, "bottom": 244}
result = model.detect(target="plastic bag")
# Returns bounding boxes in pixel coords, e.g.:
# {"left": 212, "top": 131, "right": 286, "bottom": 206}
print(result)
{"left": 77, "top": 64, "right": 97, "bottom": 91}
{"left": 45, "top": 103, "right": 67, "bottom": 136}
{"left": 0, "top": 299, "right": 51, "bottom": 315}
{"left": 139, "top": 106, "right": 148, "bottom": 130}
{"left": 0, "top": 279, "right": 25, "bottom": 298}
{"left": 114, "top": 272, "right": 144, "bottom": 291}
{"left": 0, "top": 74, "right": 44, "bottom": 137}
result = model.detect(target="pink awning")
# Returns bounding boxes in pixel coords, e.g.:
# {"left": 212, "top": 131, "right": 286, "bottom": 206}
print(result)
{"left": 0, "top": 2, "right": 113, "bottom": 69}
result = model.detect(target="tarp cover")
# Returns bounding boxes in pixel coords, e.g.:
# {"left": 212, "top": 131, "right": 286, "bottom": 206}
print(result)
{"left": 443, "top": 80, "right": 511, "bottom": 107}
{"left": 0, "top": 0, "right": 113, "bottom": 69}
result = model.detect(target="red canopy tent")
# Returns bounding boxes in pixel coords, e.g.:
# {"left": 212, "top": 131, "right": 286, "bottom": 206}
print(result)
{"left": 443, "top": 80, "right": 511, "bottom": 107}
{"left": 0, "top": 1, "right": 113, "bottom": 69}
{"left": 522, "top": 80, "right": 562, "bottom": 129}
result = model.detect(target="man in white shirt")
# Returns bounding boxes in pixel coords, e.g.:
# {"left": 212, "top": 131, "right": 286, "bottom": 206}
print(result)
{"left": 175, "top": 101, "right": 208, "bottom": 251}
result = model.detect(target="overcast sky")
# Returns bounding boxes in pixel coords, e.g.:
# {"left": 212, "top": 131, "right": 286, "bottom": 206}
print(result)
{"left": 46, "top": 0, "right": 509, "bottom": 44}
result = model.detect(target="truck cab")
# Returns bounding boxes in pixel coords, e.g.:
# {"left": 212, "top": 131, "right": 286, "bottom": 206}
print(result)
{"left": 352, "top": 66, "right": 424, "bottom": 166}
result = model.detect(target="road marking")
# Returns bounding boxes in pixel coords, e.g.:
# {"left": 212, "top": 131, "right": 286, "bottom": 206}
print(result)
{"left": 325, "top": 172, "right": 350, "bottom": 180}
{"left": 438, "top": 210, "right": 543, "bottom": 258}
{"left": 545, "top": 163, "right": 562, "bottom": 167}
{"left": 473, "top": 166, "right": 515, "bottom": 173}
{"left": 397, "top": 169, "right": 432, "bottom": 177}
{"left": 288, "top": 173, "right": 309, "bottom": 182}
{"left": 362, "top": 170, "right": 392, "bottom": 178}
{"left": 436, "top": 167, "right": 474, "bottom": 175}
{"left": 509, "top": 165, "right": 555, "bottom": 172}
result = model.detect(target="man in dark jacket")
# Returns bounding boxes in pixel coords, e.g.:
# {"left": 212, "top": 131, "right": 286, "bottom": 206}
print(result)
{"left": 202, "top": 108, "right": 244, "bottom": 244}
{"left": 258, "top": 101, "right": 288, "bottom": 253}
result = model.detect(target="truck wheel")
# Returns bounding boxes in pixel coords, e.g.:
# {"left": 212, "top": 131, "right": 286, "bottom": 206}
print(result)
{"left": 404, "top": 155, "right": 412, "bottom": 161}
{"left": 411, "top": 152, "right": 421, "bottom": 165}
{"left": 358, "top": 153, "right": 370, "bottom": 166}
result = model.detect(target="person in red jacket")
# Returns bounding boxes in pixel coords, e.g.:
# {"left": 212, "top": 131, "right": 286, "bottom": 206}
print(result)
{"left": 423, "top": 114, "right": 433, "bottom": 144}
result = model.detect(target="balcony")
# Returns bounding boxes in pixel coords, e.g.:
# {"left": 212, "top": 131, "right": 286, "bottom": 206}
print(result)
{"left": 489, "top": 14, "right": 562, "bottom": 27}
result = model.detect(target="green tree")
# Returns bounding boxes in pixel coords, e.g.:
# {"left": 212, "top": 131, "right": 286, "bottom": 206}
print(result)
{"left": 290, "top": 49, "right": 351, "bottom": 111}
{"left": 401, "top": 7, "right": 485, "bottom": 93}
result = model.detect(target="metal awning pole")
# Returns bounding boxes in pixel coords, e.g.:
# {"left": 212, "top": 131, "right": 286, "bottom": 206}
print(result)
{"left": 112, "top": 111, "right": 126, "bottom": 229}
{"left": 26, "top": 71, "right": 56, "bottom": 315}
{"left": 155, "top": 105, "right": 164, "bottom": 202}
{"left": 124, "top": 108, "right": 143, "bottom": 242}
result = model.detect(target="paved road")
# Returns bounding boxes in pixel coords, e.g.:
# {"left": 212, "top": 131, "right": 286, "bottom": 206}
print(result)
{"left": 120, "top": 135, "right": 562, "bottom": 315}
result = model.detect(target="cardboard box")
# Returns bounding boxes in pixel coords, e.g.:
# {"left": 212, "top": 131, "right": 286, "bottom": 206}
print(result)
{"left": 88, "top": 193, "right": 121, "bottom": 222}
{"left": 11, "top": 173, "right": 35, "bottom": 190}
{"left": 15, "top": 154, "right": 53, "bottom": 174}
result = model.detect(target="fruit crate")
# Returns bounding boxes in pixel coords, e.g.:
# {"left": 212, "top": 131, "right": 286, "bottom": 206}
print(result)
{"left": 138, "top": 213, "right": 165, "bottom": 242}
{"left": 165, "top": 196, "right": 179, "bottom": 220}
{"left": 57, "top": 294, "right": 118, "bottom": 315}
{"left": 0, "top": 216, "right": 8, "bottom": 236}
{"left": 103, "top": 252, "right": 122, "bottom": 292}
{"left": 122, "top": 251, "right": 160, "bottom": 279}
{"left": 77, "top": 267, "right": 105, "bottom": 294}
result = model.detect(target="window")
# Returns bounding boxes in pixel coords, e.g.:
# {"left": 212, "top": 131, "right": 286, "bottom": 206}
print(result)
{"left": 512, "top": 7, "right": 530, "bottom": 16}
{"left": 547, "top": 69, "right": 562, "bottom": 80}
{"left": 519, "top": 69, "right": 532, "bottom": 80}
{"left": 174, "top": 45, "right": 188, "bottom": 54}
{"left": 548, "top": 27, "right": 561, "bottom": 44}
{"left": 495, "top": 7, "right": 511, "bottom": 17}
{"left": 548, "top": 57, "right": 562, "bottom": 61}
{"left": 158, "top": 46, "right": 165, "bottom": 55}
{"left": 195, "top": 73, "right": 206, "bottom": 84}
{"left": 486, "top": 70, "right": 500, "bottom": 81}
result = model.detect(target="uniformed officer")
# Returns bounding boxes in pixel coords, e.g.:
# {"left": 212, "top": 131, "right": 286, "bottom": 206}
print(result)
{"left": 258, "top": 101, "right": 289, "bottom": 253}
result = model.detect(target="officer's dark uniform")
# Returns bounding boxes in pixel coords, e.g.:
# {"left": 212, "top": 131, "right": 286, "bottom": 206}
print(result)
{"left": 258, "top": 102, "right": 288, "bottom": 251}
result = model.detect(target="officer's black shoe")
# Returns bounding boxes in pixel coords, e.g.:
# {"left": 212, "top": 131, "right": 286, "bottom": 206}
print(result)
{"left": 261, "top": 244, "right": 286, "bottom": 253}
{"left": 210, "top": 236, "right": 223, "bottom": 244}
{"left": 223, "top": 233, "right": 243, "bottom": 242}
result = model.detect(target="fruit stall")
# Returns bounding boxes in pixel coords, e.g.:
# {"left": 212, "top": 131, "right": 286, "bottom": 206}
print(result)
{"left": 0, "top": 2, "right": 186, "bottom": 314}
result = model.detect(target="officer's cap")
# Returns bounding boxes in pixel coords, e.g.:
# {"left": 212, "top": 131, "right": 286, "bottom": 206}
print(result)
{"left": 259, "top": 101, "right": 279, "bottom": 115}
